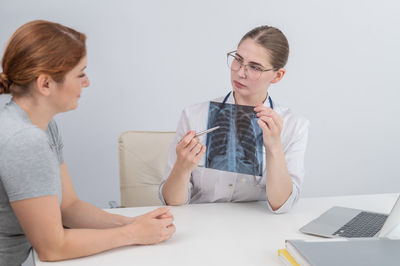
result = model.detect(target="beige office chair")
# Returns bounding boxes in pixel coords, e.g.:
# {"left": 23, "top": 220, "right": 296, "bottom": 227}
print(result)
{"left": 118, "top": 131, "right": 175, "bottom": 207}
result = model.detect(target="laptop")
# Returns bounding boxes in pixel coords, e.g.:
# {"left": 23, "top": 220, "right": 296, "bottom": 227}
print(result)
{"left": 300, "top": 195, "right": 400, "bottom": 238}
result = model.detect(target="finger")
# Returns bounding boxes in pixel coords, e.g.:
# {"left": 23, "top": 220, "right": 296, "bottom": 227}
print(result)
{"left": 146, "top": 207, "right": 170, "bottom": 218}
{"left": 254, "top": 102, "right": 264, "bottom": 108}
{"left": 267, "top": 112, "right": 282, "bottom": 129}
{"left": 257, "top": 111, "right": 282, "bottom": 128}
{"left": 255, "top": 110, "right": 271, "bottom": 117}
{"left": 254, "top": 105, "right": 269, "bottom": 112}
{"left": 276, "top": 115, "right": 283, "bottom": 129}
{"left": 194, "top": 145, "right": 206, "bottom": 160}
{"left": 266, "top": 109, "right": 280, "bottom": 122}
{"left": 161, "top": 217, "right": 174, "bottom": 227}
{"left": 178, "top": 131, "right": 196, "bottom": 147}
{"left": 157, "top": 212, "right": 173, "bottom": 219}
{"left": 178, "top": 130, "right": 192, "bottom": 143}
{"left": 183, "top": 130, "right": 192, "bottom": 138}
{"left": 157, "top": 213, "right": 172, "bottom": 219}
{"left": 161, "top": 224, "right": 176, "bottom": 241}
{"left": 257, "top": 118, "right": 270, "bottom": 132}
{"left": 259, "top": 116, "right": 277, "bottom": 130}
{"left": 189, "top": 143, "right": 203, "bottom": 155}
{"left": 167, "top": 224, "right": 176, "bottom": 235}
{"left": 188, "top": 138, "right": 200, "bottom": 152}
{"left": 255, "top": 107, "right": 273, "bottom": 116}
{"left": 165, "top": 224, "right": 176, "bottom": 234}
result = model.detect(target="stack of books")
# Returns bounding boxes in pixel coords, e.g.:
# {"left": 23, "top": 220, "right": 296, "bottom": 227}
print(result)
{"left": 278, "top": 238, "right": 400, "bottom": 266}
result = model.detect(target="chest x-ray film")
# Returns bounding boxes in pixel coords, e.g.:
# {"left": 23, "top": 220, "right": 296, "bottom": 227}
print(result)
{"left": 205, "top": 101, "right": 264, "bottom": 176}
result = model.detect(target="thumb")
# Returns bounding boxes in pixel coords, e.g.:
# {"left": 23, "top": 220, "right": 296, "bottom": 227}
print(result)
{"left": 146, "top": 207, "right": 171, "bottom": 218}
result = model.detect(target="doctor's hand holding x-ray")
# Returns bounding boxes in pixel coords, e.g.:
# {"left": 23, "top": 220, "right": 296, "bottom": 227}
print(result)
{"left": 254, "top": 103, "right": 293, "bottom": 210}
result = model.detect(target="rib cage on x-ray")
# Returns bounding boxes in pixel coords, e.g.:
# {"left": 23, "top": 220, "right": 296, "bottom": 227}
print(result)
{"left": 205, "top": 101, "right": 264, "bottom": 176}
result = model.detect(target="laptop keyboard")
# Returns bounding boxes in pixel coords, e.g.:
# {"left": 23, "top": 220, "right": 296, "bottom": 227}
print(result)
{"left": 333, "top": 211, "right": 388, "bottom": 238}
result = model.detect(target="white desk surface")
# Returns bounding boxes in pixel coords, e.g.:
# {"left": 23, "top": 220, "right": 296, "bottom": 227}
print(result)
{"left": 34, "top": 193, "right": 398, "bottom": 266}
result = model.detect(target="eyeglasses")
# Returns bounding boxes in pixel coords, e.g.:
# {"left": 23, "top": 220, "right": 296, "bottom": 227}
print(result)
{"left": 227, "top": 51, "right": 274, "bottom": 81}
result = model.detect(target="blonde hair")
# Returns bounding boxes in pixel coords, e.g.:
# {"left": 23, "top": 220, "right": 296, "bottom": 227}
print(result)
{"left": 239, "top": 25, "right": 289, "bottom": 70}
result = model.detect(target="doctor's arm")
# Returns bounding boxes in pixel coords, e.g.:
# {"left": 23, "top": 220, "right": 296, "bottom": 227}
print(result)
{"left": 162, "top": 131, "right": 206, "bottom": 205}
{"left": 255, "top": 105, "right": 294, "bottom": 211}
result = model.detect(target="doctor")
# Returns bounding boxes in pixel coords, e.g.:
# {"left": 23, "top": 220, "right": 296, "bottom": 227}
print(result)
{"left": 159, "top": 25, "right": 309, "bottom": 213}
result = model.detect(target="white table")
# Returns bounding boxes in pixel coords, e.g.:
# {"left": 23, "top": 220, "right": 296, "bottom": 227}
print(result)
{"left": 34, "top": 193, "right": 398, "bottom": 266}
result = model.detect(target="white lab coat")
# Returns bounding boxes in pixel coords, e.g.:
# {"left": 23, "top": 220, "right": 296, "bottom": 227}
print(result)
{"left": 159, "top": 92, "right": 309, "bottom": 213}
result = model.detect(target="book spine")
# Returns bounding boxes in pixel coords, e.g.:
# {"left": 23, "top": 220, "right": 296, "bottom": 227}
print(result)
{"left": 278, "top": 249, "right": 300, "bottom": 266}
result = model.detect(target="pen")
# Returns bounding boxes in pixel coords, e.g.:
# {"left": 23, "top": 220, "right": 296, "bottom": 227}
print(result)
{"left": 179, "top": 126, "right": 220, "bottom": 143}
{"left": 195, "top": 126, "right": 220, "bottom": 137}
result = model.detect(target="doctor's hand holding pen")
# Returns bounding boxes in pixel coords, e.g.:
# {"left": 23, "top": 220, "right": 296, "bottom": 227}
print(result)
{"left": 162, "top": 130, "right": 205, "bottom": 205}
{"left": 175, "top": 126, "right": 220, "bottom": 173}
{"left": 175, "top": 130, "right": 207, "bottom": 173}
{"left": 162, "top": 127, "right": 219, "bottom": 205}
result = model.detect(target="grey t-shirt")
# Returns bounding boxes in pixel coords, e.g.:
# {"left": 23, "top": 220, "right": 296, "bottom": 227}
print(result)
{"left": 0, "top": 100, "right": 63, "bottom": 266}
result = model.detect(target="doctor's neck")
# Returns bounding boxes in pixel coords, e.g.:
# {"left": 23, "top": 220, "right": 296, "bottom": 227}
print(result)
{"left": 233, "top": 91, "right": 268, "bottom": 106}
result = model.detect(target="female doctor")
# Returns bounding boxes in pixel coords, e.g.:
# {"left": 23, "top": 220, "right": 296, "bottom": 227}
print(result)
{"left": 159, "top": 25, "right": 309, "bottom": 213}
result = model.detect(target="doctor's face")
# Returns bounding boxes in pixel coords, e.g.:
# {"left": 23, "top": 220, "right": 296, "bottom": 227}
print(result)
{"left": 230, "top": 38, "right": 278, "bottom": 100}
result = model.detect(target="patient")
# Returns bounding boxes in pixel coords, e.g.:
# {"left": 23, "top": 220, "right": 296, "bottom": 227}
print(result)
{"left": 0, "top": 20, "right": 175, "bottom": 265}
{"left": 160, "top": 25, "right": 309, "bottom": 213}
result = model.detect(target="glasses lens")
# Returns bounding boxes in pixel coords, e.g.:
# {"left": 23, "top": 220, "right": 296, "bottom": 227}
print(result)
{"left": 247, "top": 67, "right": 261, "bottom": 80}
{"left": 227, "top": 53, "right": 263, "bottom": 80}
{"left": 227, "top": 54, "right": 240, "bottom": 71}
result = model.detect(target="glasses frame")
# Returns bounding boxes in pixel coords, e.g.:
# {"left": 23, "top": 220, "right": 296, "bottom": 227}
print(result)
{"left": 226, "top": 50, "right": 274, "bottom": 80}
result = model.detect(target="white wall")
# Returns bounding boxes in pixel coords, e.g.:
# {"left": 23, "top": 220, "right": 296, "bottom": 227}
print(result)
{"left": 2, "top": 0, "right": 400, "bottom": 211}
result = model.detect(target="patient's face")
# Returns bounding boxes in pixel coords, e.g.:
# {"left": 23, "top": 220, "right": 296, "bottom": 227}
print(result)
{"left": 51, "top": 56, "right": 90, "bottom": 112}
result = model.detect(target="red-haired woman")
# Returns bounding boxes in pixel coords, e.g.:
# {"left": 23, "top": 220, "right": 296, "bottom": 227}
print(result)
{"left": 0, "top": 20, "right": 175, "bottom": 265}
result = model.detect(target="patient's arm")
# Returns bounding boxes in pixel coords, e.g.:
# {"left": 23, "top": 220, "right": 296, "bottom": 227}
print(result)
{"left": 12, "top": 196, "right": 175, "bottom": 261}
{"left": 59, "top": 163, "right": 133, "bottom": 228}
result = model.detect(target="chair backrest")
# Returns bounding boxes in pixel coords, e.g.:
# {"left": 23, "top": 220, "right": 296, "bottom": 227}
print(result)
{"left": 118, "top": 131, "right": 175, "bottom": 207}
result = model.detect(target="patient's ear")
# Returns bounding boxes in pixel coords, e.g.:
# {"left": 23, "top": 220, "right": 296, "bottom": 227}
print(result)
{"left": 270, "top": 68, "right": 286, "bottom": 84}
{"left": 36, "top": 74, "right": 55, "bottom": 96}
